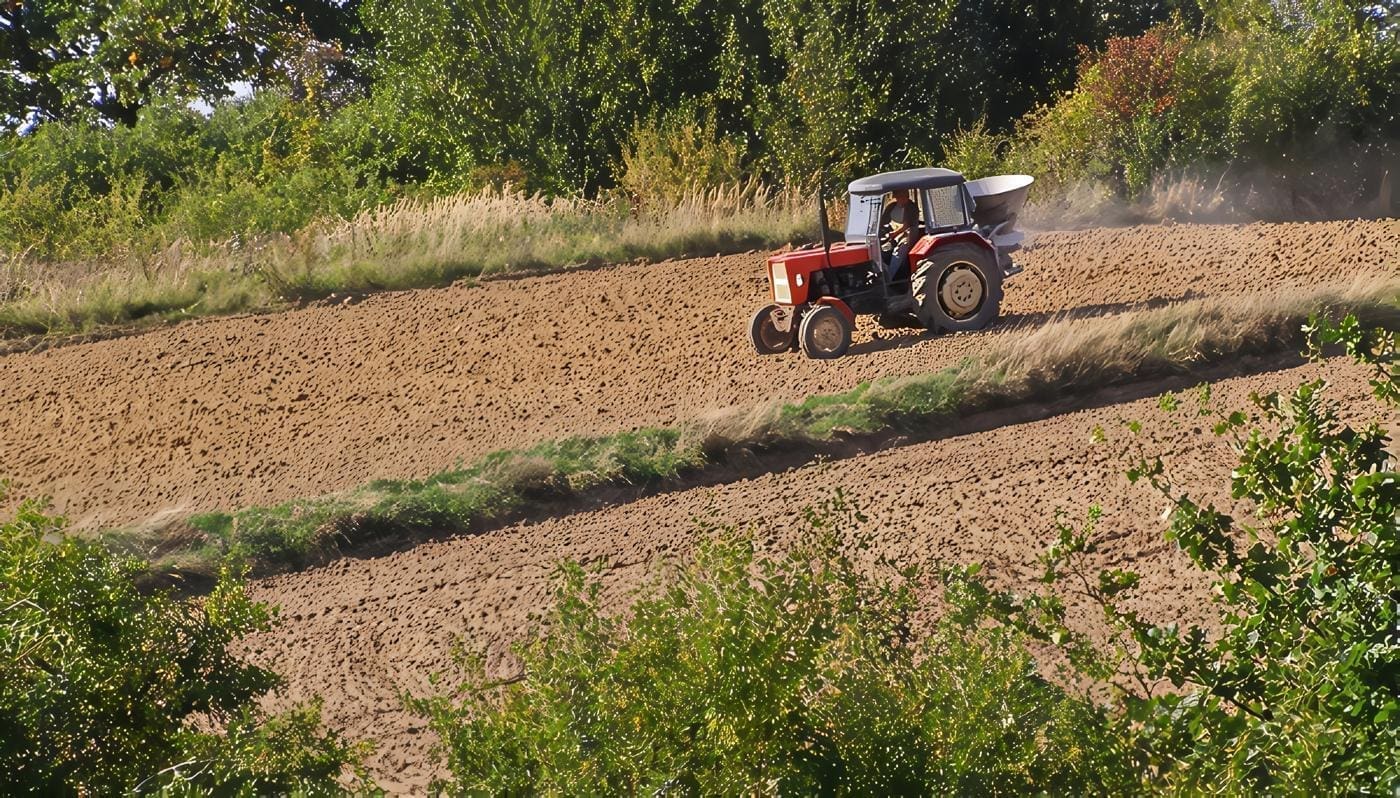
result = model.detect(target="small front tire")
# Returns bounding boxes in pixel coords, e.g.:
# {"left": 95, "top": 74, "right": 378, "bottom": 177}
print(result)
{"left": 798, "top": 305, "right": 852, "bottom": 359}
{"left": 749, "top": 305, "right": 796, "bottom": 355}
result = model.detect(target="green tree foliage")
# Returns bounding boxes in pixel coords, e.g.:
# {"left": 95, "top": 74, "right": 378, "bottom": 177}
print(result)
{"left": 361, "top": 0, "right": 1172, "bottom": 193}
{"left": 959, "top": 315, "right": 1399, "bottom": 792}
{"left": 0, "top": 91, "right": 393, "bottom": 258}
{"left": 412, "top": 496, "right": 1134, "bottom": 795}
{"left": 360, "top": 0, "right": 769, "bottom": 194}
{"left": 0, "top": 0, "right": 359, "bottom": 129}
{"left": 3, "top": 0, "right": 1387, "bottom": 258}
{"left": 943, "top": 0, "right": 1197, "bottom": 148}
{"left": 0, "top": 499, "right": 368, "bottom": 793}
{"left": 1213, "top": 1, "right": 1396, "bottom": 157}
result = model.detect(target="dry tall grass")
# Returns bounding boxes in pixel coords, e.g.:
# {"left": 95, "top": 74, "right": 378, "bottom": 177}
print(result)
{"left": 699, "top": 278, "right": 1400, "bottom": 445}
{"left": 979, "top": 278, "right": 1399, "bottom": 392}
{"left": 260, "top": 182, "right": 812, "bottom": 298}
{"left": 0, "top": 184, "right": 815, "bottom": 338}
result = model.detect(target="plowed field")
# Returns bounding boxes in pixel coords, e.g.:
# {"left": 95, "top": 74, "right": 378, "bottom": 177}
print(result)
{"left": 1, "top": 220, "right": 1395, "bottom": 528}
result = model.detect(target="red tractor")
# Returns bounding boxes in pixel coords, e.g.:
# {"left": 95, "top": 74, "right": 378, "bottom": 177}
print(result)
{"left": 750, "top": 168, "right": 1034, "bottom": 359}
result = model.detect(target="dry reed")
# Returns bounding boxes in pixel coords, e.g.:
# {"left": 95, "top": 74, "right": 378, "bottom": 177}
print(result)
{"left": 0, "top": 184, "right": 815, "bottom": 337}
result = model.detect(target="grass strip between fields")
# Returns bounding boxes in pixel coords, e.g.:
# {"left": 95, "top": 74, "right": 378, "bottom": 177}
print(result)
{"left": 107, "top": 280, "right": 1400, "bottom": 578}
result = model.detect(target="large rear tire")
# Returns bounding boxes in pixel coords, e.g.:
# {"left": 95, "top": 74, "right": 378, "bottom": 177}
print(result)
{"left": 798, "top": 305, "right": 852, "bottom": 359}
{"left": 749, "top": 305, "right": 796, "bottom": 355}
{"left": 912, "top": 242, "right": 1002, "bottom": 332}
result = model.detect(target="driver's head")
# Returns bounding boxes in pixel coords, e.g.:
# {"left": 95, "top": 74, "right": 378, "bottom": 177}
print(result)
{"left": 890, "top": 193, "right": 915, "bottom": 228}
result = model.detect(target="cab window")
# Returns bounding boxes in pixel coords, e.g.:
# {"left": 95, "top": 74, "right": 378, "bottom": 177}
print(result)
{"left": 845, "top": 194, "right": 882, "bottom": 243}
{"left": 922, "top": 186, "right": 969, "bottom": 230}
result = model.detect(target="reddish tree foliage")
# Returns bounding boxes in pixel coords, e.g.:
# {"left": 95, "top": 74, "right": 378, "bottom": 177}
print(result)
{"left": 1082, "top": 28, "right": 1186, "bottom": 122}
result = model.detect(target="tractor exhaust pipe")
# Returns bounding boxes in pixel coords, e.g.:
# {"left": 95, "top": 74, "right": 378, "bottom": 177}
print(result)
{"left": 818, "top": 188, "right": 834, "bottom": 271}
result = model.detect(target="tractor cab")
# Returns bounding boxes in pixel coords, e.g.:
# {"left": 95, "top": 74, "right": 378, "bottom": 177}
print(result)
{"left": 750, "top": 168, "right": 1033, "bottom": 359}
{"left": 845, "top": 169, "right": 977, "bottom": 287}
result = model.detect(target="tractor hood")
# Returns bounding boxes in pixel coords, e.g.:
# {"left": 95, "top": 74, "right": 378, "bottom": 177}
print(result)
{"left": 768, "top": 242, "right": 870, "bottom": 273}
{"left": 765, "top": 243, "right": 872, "bottom": 306}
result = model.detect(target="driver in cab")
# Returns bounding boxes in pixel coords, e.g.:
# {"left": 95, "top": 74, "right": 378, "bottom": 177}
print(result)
{"left": 883, "top": 191, "right": 918, "bottom": 282}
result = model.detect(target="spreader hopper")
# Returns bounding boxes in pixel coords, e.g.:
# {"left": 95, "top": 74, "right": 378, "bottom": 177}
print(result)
{"left": 966, "top": 174, "right": 1034, "bottom": 229}
{"left": 966, "top": 174, "right": 1034, "bottom": 270}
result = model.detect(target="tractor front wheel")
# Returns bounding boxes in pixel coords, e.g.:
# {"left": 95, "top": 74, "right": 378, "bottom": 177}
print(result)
{"left": 798, "top": 305, "right": 852, "bottom": 359}
{"left": 749, "top": 305, "right": 796, "bottom": 355}
{"left": 912, "top": 242, "right": 1002, "bottom": 333}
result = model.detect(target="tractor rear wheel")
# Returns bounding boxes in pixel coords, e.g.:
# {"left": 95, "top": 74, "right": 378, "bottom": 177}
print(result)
{"left": 749, "top": 305, "right": 796, "bottom": 354}
{"left": 912, "top": 242, "right": 1002, "bottom": 332}
{"left": 798, "top": 305, "right": 852, "bottom": 359}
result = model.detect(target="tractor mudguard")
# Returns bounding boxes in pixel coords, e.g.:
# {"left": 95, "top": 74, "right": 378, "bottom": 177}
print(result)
{"left": 909, "top": 230, "right": 995, "bottom": 261}
{"left": 813, "top": 296, "right": 856, "bottom": 327}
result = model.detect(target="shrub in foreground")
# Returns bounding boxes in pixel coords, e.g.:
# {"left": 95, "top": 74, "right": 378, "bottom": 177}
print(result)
{"left": 417, "top": 314, "right": 1398, "bottom": 795}
{"left": 412, "top": 496, "right": 1133, "bottom": 795}
{"left": 963, "top": 315, "right": 1400, "bottom": 793}
{"left": 0, "top": 500, "right": 369, "bottom": 794}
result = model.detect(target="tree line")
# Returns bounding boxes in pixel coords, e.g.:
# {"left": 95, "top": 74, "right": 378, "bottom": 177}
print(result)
{"left": 1, "top": 0, "right": 1394, "bottom": 259}
{"left": 3, "top": 2, "right": 1185, "bottom": 189}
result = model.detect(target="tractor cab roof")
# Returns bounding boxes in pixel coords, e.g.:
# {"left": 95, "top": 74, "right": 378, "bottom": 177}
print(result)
{"left": 847, "top": 168, "right": 965, "bottom": 195}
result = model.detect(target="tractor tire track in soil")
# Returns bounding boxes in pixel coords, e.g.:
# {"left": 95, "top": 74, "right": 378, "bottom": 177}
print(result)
{"left": 249, "top": 358, "right": 1395, "bottom": 794}
{"left": 1, "top": 219, "right": 1395, "bottom": 528}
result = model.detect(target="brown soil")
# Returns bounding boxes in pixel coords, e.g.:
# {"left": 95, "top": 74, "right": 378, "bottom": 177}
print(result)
{"left": 1, "top": 219, "right": 1395, "bottom": 528}
{"left": 247, "top": 358, "right": 1392, "bottom": 794}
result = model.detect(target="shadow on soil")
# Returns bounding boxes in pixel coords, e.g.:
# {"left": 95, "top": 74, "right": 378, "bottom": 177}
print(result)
{"left": 844, "top": 292, "right": 1202, "bottom": 358}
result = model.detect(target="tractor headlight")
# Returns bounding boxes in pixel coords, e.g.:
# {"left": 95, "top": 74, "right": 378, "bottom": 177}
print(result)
{"left": 771, "top": 264, "right": 792, "bottom": 304}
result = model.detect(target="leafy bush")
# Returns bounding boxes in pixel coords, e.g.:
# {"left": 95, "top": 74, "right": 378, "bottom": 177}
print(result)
{"left": 1008, "top": 3, "right": 1397, "bottom": 205}
{"left": 618, "top": 109, "right": 747, "bottom": 207}
{"left": 0, "top": 91, "right": 392, "bottom": 261}
{"left": 939, "top": 118, "right": 1007, "bottom": 180}
{"left": 411, "top": 495, "right": 1134, "bottom": 795}
{"left": 1007, "top": 26, "right": 1189, "bottom": 196}
{"left": 157, "top": 161, "right": 384, "bottom": 246}
{"left": 1005, "top": 87, "right": 1110, "bottom": 195}
{"left": 1213, "top": 2, "right": 1394, "bottom": 159}
{"left": 1085, "top": 28, "right": 1185, "bottom": 124}
{"left": 0, "top": 100, "right": 206, "bottom": 258}
{"left": 0, "top": 499, "right": 369, "bottom": 794}
{"left": 962, "top": 314, "right": 1400, "bottom": 792}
